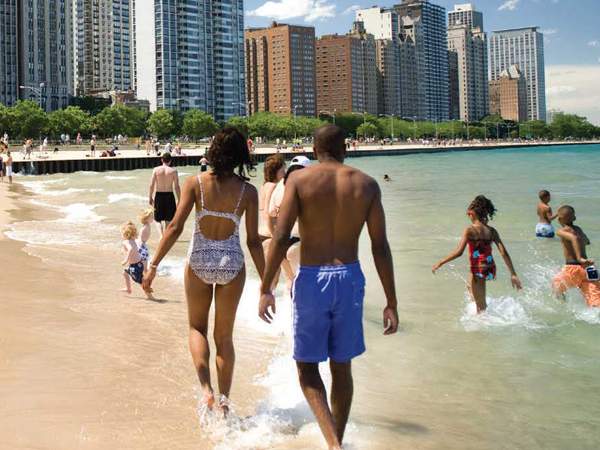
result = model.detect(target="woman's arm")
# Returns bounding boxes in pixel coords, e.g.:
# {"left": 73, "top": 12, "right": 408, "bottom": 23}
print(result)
{"left": 142, "top": 178, "right": 196, "bottom": 291}
{"left": 432, "top": 229, "right": 469, "bottom": 272}
{"left": 493, "top": 228, "right": 522, "bottom": 289}
{"left": 245, "top": 184, "right": 266, "bottom": 278}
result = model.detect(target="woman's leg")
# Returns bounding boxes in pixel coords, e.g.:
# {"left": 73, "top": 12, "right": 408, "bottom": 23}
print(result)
{"left": 213, "top": 268, "right": 246, "bottom": 403}
{"left": 469, "top": 274, "right": 487, "bottom": 313}
{"left": 184, "top": 264, "right": 215, "bottom": 405}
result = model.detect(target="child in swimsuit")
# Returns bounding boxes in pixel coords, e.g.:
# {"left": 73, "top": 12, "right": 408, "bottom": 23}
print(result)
{"left": 121, "top": 221, "right": 153, "bottom": 298}
{"left": 137, "top": 208, "right": 154, "bottom": 271}
{"left": 553, "top": 205, "right": 600, "bottom": 307}
{"left": 432, "top": 195, "right": 522, "bottom": 313}
{"left": 536, "top": 189, "right": 557, "bottom": 238}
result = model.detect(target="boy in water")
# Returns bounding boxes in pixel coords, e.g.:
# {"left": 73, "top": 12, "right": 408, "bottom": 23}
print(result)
{"left": 553, "top": 206, "right": 600, "bottom": 307}
{"left": 536, "top": 190, "right": 557, "bottom": 238}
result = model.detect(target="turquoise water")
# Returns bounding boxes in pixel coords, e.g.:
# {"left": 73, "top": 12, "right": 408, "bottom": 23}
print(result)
{"left": 8, "top": 144, "right": 600, "bottom": 449}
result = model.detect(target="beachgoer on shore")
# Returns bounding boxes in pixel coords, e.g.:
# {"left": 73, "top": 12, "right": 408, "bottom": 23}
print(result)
{"left": 536, "top": 189, "right": 558, "bottom": 238}
{"left": 259, "top": 125, "right": 399, "bottom": 450}
{"left": 5, "top": 151, "right": 13, "bottom": 184}
{"left": 90, "top": 136, "right": 96, "bottom": 157}
{"left": 552, "top": 206, "right": 600, "bottom": 307}
{"left": 143, "top": 127, "right": 265, "bottom": 416}
{"left": 149, "top": 153, "right": 180, "bottom": 238}
{"left": 432, "top": 195, "right": 522, "bottom": 313}
{"left": 137, "top": 208, "right": 154, "bottom": 271}
{"left": 200, "top": 155, "right": 208, "bottom": 172}
{"left": 121, "top": 221, "right": 153, "bottom": 299}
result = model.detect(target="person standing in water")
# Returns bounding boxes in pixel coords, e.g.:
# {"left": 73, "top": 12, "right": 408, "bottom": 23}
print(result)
{"left": 552, "top": 205, "right": 600, "bottom": 307}
{"left": 536, "top": 189, "right": 557, "bottom": 238}
{"left": 259, "top": 125, "right": 399, "bottom": 450}
{"left": 5, "top": 151, "right": 13, "bottom": 184}
{"left": 148, "top": 153, "right": 181, "bottom": 238}
{"left": 143, "top": 127, "right": 265, "bottom": 415}
{"left": 432, "top": 195, "right": 522, "bottom": 313}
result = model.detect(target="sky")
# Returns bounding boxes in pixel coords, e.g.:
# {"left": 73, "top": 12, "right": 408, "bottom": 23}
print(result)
{"left": 245, "top": 0, "right": 600, "bottom": 124}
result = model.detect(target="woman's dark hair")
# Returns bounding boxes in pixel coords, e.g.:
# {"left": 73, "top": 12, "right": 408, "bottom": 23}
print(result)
{"left": 284, "top": 165, "right": 305, "bottom": 185}
{"left": 468, "top": 195, "right": 497, "bottom": 222}
{"left": 207, "top": 127, "right": 255, "bottom": 180}
{"left": 263, "top": 154, "right": 285, "bottom": 183}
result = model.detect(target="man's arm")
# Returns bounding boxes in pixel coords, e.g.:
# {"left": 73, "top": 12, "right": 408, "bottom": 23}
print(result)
{"left": 259, "top": 176, "right": 299, "bottom": 323}
{"left": 366, "top": 183, "right": 399, "bottom": 335}
{"left": 557, "top": 228, "right": 593, "bottom": 264}
{"left": 173, "top": 171, "right": 181, "bottom": 202}
{"left": 148, "top": 169, "right": 157, "bottom": 205}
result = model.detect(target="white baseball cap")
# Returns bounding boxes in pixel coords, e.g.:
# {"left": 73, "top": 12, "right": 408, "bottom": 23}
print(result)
{"left": 289, "top": 155, "right": 311, "bottom": 168}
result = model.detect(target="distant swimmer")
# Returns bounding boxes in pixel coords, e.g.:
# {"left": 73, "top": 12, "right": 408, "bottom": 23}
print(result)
{"left": 149, "top": 152, "right": 181, "bottom": 238}
{"left": 120, "top": 221, "right": 153, "bottom": 299}
{"left": 552, "top": 206, "right": 600, "bottom": 307}
{"left": 384, "top": 174, "right": 391, "bottom": 182}
{"left": 259, "top": 124, "right": 399, "bottom": 450}
{"left": 536, "top": 189, "right": 558, "bottom": 238}
{"left": 432, "top": 195, "right": 522, "bottom": 313}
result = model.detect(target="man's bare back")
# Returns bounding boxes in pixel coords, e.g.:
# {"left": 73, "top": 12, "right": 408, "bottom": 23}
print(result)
{"left": 289, "top": 162, "right": 378, "bottom": 266}
{"left": 537, "top": 202, "right": 553, "bottom": 224}
{"left": 558, "top": 225, "right": 590, "bottom": 263}
{"left": 152, "top": 165, "right": 179, "bottom": 193}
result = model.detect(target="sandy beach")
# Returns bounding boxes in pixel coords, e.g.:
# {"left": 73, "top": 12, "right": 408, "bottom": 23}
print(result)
{"left": 0, "top": 182, "right": 271, "bottom": 449}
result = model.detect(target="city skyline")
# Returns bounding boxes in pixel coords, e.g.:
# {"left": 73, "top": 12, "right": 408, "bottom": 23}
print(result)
{"left": 246, "top": 0, "right": 600, "bottom": 124}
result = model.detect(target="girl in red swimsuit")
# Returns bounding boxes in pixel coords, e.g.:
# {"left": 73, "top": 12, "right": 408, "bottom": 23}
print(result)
{"left": 432, "top": 195, "right": 523, "bottom": 313}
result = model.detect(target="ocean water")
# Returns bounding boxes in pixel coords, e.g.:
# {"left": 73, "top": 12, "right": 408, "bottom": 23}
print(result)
{"left": 7, "top": 144, "right": 600, "bottom": 449}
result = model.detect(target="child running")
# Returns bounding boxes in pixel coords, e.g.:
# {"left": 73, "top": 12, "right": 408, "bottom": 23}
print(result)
{"left": 432, "top": 195, "right": 522, "bottom": 313}
{"left": 137, "top": 208, "right": 154, "bottom": 271}
{"left": 121, "top": 221, "right": 152, "bottom": 298}
{"left": 552, "top": 205, "right": 600, "bottom": 307}
{"left": 536, "top": 189, "right": 557, "bottom": 238}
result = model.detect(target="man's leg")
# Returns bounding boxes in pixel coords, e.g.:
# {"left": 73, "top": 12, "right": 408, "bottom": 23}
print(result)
{"left": 330, "top": 361, "right": 354, "bottom": 444}
{"left": 297, "top": 362, "right": 341, "bottom": 450}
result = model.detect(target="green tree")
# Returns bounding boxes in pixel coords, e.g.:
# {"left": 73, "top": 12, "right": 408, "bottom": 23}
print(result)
{"left": 94, "top": 105, "right": 147, "bottom": 138}
{"left": 227, "top": 116, "right": 249, "bottom": 136}
{"left": 47, "top": 106, "right": 92, "bottom": 138}
{"left": 147, "top": 109, "right": 176, "bottom": 138}
{"left": 520, "top": 120, "right": 550, "bottom": 139}
{"left": 12, "top": 100, "right": 48, "bottom": 139}
{"left": 181, "top": 110, "right": 219, "bottom": 139}
{"left": 0, "top": 104, "right": 15, "bottom": 137}
{"left": 356, "top": 122, "right": 379, "bottom": 138}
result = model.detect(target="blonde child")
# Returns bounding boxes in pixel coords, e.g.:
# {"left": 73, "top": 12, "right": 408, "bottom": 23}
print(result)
{"left": 121, "top": 221, "right": 152, "bottom": 297}
{"left": 138, "top": 208, "right": 153, "bottom": 271}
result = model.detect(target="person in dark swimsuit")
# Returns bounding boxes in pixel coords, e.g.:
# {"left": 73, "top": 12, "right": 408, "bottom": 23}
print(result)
{"left": 432, "top": 195, "right": 522, "bottom": 313}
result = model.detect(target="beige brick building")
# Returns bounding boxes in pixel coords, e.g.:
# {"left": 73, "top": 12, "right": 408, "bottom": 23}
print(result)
{"left": 489, "top": 65, "right": 527, "bottom": 122}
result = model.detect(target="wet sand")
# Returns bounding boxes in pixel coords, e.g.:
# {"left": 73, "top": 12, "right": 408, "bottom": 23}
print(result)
{"left": 0, "top": 182, "right": 271, "bottom": 449}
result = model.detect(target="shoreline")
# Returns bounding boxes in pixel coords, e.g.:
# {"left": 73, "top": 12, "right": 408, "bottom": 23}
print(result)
{"left": 0, "top": 181, "right": 274, "bottom": 449}
{"left": 9, "top": 139, "right": 600, "bottom": 175}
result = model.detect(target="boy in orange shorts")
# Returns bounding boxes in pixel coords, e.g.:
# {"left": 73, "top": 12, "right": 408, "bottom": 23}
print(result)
{"left": 553, "top": 205, "right": 600, "bottom": 307}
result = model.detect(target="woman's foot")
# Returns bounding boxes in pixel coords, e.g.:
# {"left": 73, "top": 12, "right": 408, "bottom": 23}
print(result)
{"left": 218, "top": 395, "right": 230, "bottom": 418}
{"left": 202, "top": 390, "right": 216, "bottom": 411}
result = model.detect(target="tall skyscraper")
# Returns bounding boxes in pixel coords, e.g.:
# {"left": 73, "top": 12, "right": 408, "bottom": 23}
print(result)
{"left": 489, "top": 27, "right": 546, "bottom": 121}
{"left": 18, "top": 0, "right": 73, "bottom": 111}
{"left": 245, "top": 23, "right": 316, "bottom": 117}
{"left": 394, "top": 0, "right": 449, "bottom": 121}
{"left": 316, "top": 23, "right": 378, "bottom": 116}
{"left": 137, "top": 0, "right": 245, "bottom": 120}
{"left": 447, "top": 4, "right": 488, "bottom": 122}
{"left": 0, "top": 0, "right": 18, "bottom": 106}
{"left": 489, "top": 65, "right": 527, "bottom": 122}
{"left": 74, "top": 0, "right": 135, "bottom": 96}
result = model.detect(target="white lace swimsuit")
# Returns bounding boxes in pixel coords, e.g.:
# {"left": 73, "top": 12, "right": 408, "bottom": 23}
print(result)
{"left": 188, "top": 175, "right": 246, "bottom": 285}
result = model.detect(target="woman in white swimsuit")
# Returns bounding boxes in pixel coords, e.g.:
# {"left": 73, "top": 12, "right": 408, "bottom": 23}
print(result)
{"left": 143, "top": 128, "right": 265, "bottom": 414}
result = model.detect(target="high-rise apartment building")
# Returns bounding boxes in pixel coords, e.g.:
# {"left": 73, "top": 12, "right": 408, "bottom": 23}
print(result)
{"left": 316, "top": 23, "right": 378, "bottom": 116}
{"left": 447, "top": 4, "right": 488, "bottom": 122}
{"left": 489, "top": 65, "right": 527, "bottom": 122}
{"left": 137, "top": 0, "right": 245, "bottom": 120}
{"left": 18, "top": 0, "right": 73, "bottom": 111}
{"left": 0, "top": 0, "right": 18, "bottom": 106}
{"left": 489, "top": 27, "right": 546, "bottom": 121}
{"left": 74, "top": 0, "right": 135, "bottom": 96}
{"left": 448, "top": 51, "right": 460, "bottom": 120}
{"left": 245, "top": 23, "right": 316, "bottom": 117}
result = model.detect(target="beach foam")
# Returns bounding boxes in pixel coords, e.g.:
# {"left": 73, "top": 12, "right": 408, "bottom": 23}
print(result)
{"left": 107, "top": 193, "right": 147, "bottom": 204}
{"left": 460, "top": 295, "right": 544, "bottom": 332}
{"left": 104, "top": 175, "right": 135, "bottom": 181}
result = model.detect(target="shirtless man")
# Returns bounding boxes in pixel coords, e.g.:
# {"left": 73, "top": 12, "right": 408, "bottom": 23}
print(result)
{"left": 553, "top": 205, "right": 600, "bottom": 307}
{"left": 259, "top": 125, "right": 399, "bottom": 450}
{"left": 149, "top": 152, "right": 181, "bottom": 237}
{"left": 536, "top": 190, "right": 557, "bottom": 238}
{"left": 5, "top": 151, "right": 13, "bottom": 184}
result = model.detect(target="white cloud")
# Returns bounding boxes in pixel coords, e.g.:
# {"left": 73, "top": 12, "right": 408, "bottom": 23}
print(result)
{"left": 247, "top": 0, "right": 335, "bottom": 22}
{"left": 498, "top": 0, "right": 519, "bottom": 11}
{"left": 546, "top": 65, "right": 600, "bottom": 125}
{"left": 587, "top": 40, "right": 599, "bottom": 47}
{"left": 343, "top": 5, "right": 361, "bottom": 15}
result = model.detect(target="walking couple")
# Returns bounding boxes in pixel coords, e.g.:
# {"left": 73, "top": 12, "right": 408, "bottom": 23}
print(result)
{"left": 142, "top": 125, "right": 399, "bottom": 449}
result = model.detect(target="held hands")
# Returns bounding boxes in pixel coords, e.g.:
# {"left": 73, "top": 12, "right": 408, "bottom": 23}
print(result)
{"left": 142, "top": 266, "right": 156, "bottom": 294}
{"left": 383, "top": 306, "right": 399, "bottom": 335}
{"left": 259, "top": 292, "right": 276, "bottom": 324}
{"left": 511, "top": 275, "right": 523, "bottom": 290}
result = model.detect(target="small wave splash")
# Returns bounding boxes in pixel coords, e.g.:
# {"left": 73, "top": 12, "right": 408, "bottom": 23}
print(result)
{"left": 460, "top": 295, "right": 543, "bottom": 332}
{"left": 105, "top": 175, "right": 135, "bottom": 181}
{"left": 108, "top": 193, "right": 147, "bottom": 204}
{"left": 21, "top": 179, "right": 102, "bottom": 197}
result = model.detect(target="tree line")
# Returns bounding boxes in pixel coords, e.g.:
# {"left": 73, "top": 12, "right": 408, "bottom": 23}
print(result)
{"left": 1, "top": 99, "right": 599, "bottom": 142}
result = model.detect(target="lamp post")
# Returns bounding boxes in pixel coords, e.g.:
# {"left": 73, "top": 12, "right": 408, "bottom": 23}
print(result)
{"left": 19, "top": 82, "right": 45, "bottom": 109}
